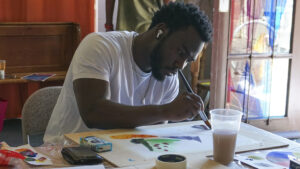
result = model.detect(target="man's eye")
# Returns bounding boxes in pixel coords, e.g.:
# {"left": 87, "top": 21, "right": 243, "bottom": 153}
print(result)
{"left": 178, "top": 50, "right": 185, "bottom": 58}
{"left": 187, "top": 58, "right": 194, "bottom": 63}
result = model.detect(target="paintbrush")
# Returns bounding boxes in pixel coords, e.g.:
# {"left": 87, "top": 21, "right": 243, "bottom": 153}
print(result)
{"left": 178, "top": 70, "right": 211, "bottom": 129}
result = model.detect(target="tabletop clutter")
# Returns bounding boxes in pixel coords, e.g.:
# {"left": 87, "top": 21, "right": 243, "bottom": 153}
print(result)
{"left": 1, "top": 115, "right": 300, "bottom": 168}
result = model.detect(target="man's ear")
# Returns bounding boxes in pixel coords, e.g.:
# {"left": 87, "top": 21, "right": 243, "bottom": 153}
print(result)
{"left": 155, "top": 23, "right": 168, "bottom": 39}
{"left": 156, "top": 29, "right": 164, "bottom": 39}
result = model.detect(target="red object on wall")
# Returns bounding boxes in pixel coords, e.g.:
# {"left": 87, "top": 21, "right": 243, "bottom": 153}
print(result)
{"left": 0, "top": 0, "right": 95, "bottom": 39}
{"left": 0, "top": 98, "right": 8, "bottom": 132}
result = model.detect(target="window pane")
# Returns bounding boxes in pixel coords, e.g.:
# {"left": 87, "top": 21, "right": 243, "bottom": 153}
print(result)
{"left": 248, "top": 59, "right": 272, "bottom": 118}
{"left": 274, "top": 0, "right": 294, "bottom": 54}
{"left": 248, "top": 58, "right": 289, "bottom": 118}
{"left": 251, "top": 0, "right": 275, "bottom": 54}
{"left": 269, "top": 58, "right": 289, "bottom": 116}
{"left": 226, "top": 58, "right": 289, "bottom": 119}
{"left": 226, "top": 59, "right": 250, "bottom": 119}
{"left": 229, "top": 0, "right": 253, "bottom": 55}
{"left": 230, "top": 0, "right": 294, "bottom": 55}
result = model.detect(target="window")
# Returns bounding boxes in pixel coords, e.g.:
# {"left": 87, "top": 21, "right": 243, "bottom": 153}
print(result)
{"left": 225, "top": 0, "right": 295, "bottom": 120}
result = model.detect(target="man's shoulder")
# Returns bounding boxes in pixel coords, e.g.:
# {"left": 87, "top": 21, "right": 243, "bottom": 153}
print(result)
{"left": 86, "top": 31, "right": 136, "bottom": 41}
{"left": 80, "top": 31, "right": 136, "bottom": 51}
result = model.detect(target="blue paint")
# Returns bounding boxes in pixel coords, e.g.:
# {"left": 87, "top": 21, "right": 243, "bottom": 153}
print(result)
{"left": 128, "top": 158, "right": 135, "bottom": 162}
{"left": 165, "top": 136, "right": 201, "bottom": 143}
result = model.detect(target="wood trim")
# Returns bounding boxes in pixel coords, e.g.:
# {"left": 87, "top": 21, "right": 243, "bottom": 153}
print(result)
{"left": 0, "top": 22, "right": 80, "bottom": 73}
{"left": 210, "top": 1, "right": 230, "bottom": 109}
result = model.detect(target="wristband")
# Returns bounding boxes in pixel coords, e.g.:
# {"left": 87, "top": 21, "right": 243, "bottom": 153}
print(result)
{"left": 105, "top": 23, "right": 113, "bottom": 30}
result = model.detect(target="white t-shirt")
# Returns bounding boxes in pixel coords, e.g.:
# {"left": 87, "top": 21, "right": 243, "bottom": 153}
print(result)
{"left": 44, "top": 31, "right": 179, "bottom": 143}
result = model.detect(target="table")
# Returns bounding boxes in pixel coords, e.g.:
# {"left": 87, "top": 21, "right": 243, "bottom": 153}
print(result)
{"left": 1, "top": 121, "right": 299, "bottom": 169}
{"left": 64, "top": 121, "right": 300, "bottom": 169}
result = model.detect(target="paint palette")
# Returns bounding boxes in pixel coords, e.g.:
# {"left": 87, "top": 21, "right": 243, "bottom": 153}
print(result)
{"left": 235, "top": 147, "right": 300, "bottom": 169}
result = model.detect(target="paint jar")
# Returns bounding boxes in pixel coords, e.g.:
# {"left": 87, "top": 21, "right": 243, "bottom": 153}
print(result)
{"left": 156, "top": 154, "right": 187, "bottom": 169}
{"left": 210, "top": 109, "right": 242, "bottom": 165}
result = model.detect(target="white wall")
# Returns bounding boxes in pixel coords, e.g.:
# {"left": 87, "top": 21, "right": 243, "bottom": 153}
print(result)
{"left": 97, "top": 0, "right": 118, "bottom": 32}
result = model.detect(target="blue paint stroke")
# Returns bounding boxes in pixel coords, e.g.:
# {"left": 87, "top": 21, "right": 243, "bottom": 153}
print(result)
{"left": 192, "top": 125, "right": 209, "bottom": 130}
{"left": 165, "top": 136, "right": 201, "bottom": 143}
{"left": 19, "top": 150, "right": 37, "bottom": 157}
{"left": 128, "top": 158, "right": 135, "bottom": 162}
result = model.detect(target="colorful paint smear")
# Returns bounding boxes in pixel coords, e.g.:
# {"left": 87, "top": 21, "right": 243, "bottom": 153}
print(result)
{"left": 15, "top": 148, "right": 37, "bottom": 157}
{"left": 110, "top": 134, "right": 157, "bottom": 139}
{"left": 266, "top": 151, "right": 297, "bottom": 167}
{"left": 131, "top": 138, "right": 180, "bottom": 152}
{"left": 13, "top": 147, "right": 52, "bottom": 165}
{"left": 237, "top": 150, "right": 300, "bottom": 169}
{"left": 37, "top": 157, "right": 47, "bottom": 162}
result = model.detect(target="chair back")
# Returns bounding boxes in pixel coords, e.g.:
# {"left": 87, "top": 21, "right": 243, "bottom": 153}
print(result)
{"left": 21, "top": 86, "right": 62, "bottom": 144}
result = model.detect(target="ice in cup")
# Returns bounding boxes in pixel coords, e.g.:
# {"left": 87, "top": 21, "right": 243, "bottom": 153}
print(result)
{"left": 210, "top": 109, "right": 242, "bottom": 165}
{"left": 0, "top": 60, "right": 6, "bottom": 79}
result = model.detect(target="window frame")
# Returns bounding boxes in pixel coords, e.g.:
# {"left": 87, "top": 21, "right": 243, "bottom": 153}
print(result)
{"left": 211, "top": 0, "right": 299, "bottom": 130}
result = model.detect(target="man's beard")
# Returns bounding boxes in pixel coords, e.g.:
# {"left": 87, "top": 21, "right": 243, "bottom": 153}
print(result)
{"left": 150, "top": 38, "right": 165, "bottom": 81}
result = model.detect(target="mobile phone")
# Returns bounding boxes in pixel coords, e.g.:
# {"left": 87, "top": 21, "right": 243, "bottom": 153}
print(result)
{"left": 61, "top": 146, "right": 103, "bottom": 165}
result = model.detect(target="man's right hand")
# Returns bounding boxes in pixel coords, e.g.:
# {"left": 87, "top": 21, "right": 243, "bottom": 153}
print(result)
{"left": 163, "top": 92, "right": 203, "bottom": 122}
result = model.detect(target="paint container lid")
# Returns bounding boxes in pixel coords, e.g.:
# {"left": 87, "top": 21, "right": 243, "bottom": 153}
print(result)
{"left": 156, "top": 154, "right": 187, "bottom": 169}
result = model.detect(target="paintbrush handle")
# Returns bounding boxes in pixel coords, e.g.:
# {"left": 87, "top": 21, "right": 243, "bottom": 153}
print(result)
{"left": 178, "top": 70, "right": 194, "bottom": 93}
{"left": 178, "top": 70, "right": 210, "bottom": 123}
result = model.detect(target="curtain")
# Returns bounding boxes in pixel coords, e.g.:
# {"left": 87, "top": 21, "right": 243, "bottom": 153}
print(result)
{"left": 0, "top": 0, "right": 95, "bottom": 39}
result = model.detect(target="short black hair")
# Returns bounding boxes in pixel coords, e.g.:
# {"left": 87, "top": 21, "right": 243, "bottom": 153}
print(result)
{"left": 149, "top": 2, "right": 213, "bottom": 42}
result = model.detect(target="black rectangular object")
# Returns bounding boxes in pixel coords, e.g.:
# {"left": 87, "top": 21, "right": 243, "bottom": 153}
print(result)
{"left": 61, "top": 146, "right": 103, "bottom": 165}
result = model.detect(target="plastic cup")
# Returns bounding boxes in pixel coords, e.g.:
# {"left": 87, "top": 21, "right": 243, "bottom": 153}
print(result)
{"left": 210, "top": 109, "right": 242, "bottom": 165}
{"left": 0, "top": 60, "right": 6, "bottom": 79}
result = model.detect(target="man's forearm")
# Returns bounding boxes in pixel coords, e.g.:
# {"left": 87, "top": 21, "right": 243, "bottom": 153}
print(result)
{"left": 81, "top": 99, "right": 169, "bottom": 129}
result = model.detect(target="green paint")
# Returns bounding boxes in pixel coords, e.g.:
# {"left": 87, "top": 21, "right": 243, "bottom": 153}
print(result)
{"left": 144, "top": 138, "right": 180, "bottom": 152}
{"left": 248, "top": 155, "right": 264, "bottom": 160}
{"left": 131, "top": 138, "right": 180, "bottom": 152}
{"left": 131, "top": 139, "right": 153, "bottom": 151}
{"left": 25, "top": 157, "right": 36, "bottom": 161}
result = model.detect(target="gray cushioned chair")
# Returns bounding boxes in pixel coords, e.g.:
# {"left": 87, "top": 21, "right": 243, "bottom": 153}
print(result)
{"left": 21, "top": 86, "right": 62, "bottom": 145}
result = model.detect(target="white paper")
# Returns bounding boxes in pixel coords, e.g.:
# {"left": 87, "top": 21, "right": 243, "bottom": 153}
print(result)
{"left": 8, "top": 144, "right": 53, "bottom": 166}
{"left": 55, "top": 164, "right": 105, "bottom": 169}
{"left": 96, "top": 121, "right": 259, "bottom": 167}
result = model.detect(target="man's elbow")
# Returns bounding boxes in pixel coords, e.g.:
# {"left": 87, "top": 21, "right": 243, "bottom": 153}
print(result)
{"left": 79, "top": 112, "right": 95, "bottom": 128}
{"left": 79, "top": 110, "right": 114, "bottom": 129}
